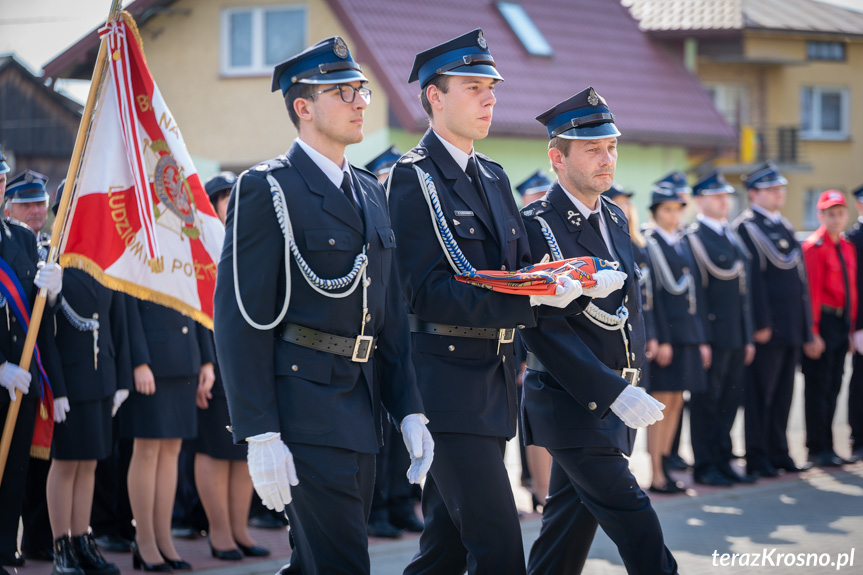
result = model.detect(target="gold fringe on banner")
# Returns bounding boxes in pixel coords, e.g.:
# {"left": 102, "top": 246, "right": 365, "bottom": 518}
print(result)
{"left": 30, "top": 445, "right": 51, "bottom": 460}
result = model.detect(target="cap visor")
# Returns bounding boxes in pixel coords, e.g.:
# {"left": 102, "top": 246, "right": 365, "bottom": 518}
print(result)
{"left": 753, "top": 176, "right": 788, "bottom": 188}
{"left": 555, "top": 123, "right": 621, "bottom": 140}
{"left": 298, "top": 69, "right": 369, "bottom": 85}
{"left": 443, "top": 64, "right": 504, "bottom": 82}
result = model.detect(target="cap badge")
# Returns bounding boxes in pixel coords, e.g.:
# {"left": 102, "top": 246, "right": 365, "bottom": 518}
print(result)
{"left": 477, "top": 31, "right": 488, "bottom": 49}
{"left": 588, "top": 88, "right": 599, "bottom": 107}
{"left": 333, "top": 37, "right": 348, "bottom": 59}
{"left": 24, "top": 172, "right": 36, "bottom": 183}
{"left": 778, "top": 239, "right": 789, "bottom": 249}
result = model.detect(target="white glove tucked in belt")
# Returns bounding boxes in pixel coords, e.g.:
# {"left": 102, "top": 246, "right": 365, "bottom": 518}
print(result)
{"left": 246, "top": 432, "right": 299, "bottom": 512}
{"left": 529, "top": 276, "right": 583, "bottom": 308}
{"left": 610, "top": 385, "right": 665, "bottom": 429}
{"left": 401, "top": 413, "right": 434, "bottom": 484}
{"left": 0, "top": 361, "right": 31, "bottom": 401}
{"left": 582, "top": 269, "right": 627, "bottom": 299}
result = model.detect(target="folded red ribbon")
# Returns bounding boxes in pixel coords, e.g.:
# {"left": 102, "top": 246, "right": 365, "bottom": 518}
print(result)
{"left": 456, "top": 256, "right": 616, "bottom": 295}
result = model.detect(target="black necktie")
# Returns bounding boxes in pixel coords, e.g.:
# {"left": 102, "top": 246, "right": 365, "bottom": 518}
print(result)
{"left": 340, "top": 172, "right": 361, "bottom": 214}
{"left": 587, "top": 212, "right": 613, "bottom": 260}
{"left": 465, "top": 156, "right": 491, "bottom": 215}
{"left": 837, "top": 241, "right": 851, "bottom": 327}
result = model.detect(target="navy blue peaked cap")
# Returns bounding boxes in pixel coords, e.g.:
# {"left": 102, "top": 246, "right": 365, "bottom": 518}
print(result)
{"left": 272, "top": 36, "right": 368, "bottom": 96}
{"left": 409, "top": 29, "right": 503, "bottom": 87}
{"left": 741, "top": 161, "right": 788, "bottom": 190}
{"left": 651, "top": 170, "right": 691, "bottom": 197}
{"left": 693, "top": 169, "right": 735, "bottom": 196}
{"left": 603, "top": 182, "right": 633, "bottom": 200}
{"left": 6, "top": 169, "right": 49, "bottom": 203}
{"left": 365, "top": 146, "right": 401, "bottom": 176}
{"left": 205, "top": 171, "right": 238, "bottom": 201}
{"left": 853, "top": 183, "right": 863, "bottom": 201}
{"left": 0, "top": 149, "right": 9, "bottom": 175}
{"left": 536, "top": 87, "right": 620, "bottom": 140}
{"left": 516, "top": 170, "right": 552, "bottom": 197}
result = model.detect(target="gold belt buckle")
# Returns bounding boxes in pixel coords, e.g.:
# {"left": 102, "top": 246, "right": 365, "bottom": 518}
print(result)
{"left": 621, "top": 368, "right": 640, "bottom": 386}
{"left": 498, "top": 328, "right": 515, "bottom": 344}
{"left": 352, "top": 335, "right": 374, "bottom": 362}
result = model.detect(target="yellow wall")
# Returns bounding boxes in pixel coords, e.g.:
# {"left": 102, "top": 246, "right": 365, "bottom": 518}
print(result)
{"left": 135, "top": 0, "right": 390, "bottom": 175}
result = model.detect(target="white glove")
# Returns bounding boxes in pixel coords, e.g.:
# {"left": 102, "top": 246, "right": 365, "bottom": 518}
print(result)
{"left": 246, "top": 432, "right": 299, "bottom": 512}
{"left": 529, "top": 276, "right": 584, "bottom": 308}
{"left": 401, "top": 413, "right": 434, "bottom": 484}
{"left": 35, "top": 262, "right": 63, "bottom": 305}
{"left": 54, "top": 396, "right": 70, "bottom": 423}
{"left": 854, "top": 330, "right": 863, "bottom": 355}
{"left": 112, "top": 389, "right": 130, "bottom": 417}
{"left": 610, "top": 385, "right": 665, "bottom": 429}
{"left": 582, "top": 269, "right": 627, "bottom": 299}
{"left": 0, "top": 361, "right": 31, "bottom": 401}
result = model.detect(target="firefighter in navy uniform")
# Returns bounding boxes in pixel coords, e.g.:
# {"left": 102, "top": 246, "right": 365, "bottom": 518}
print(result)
{"left": 387, "top": 30, "right": 592, "bottom": 575}
{"left": 0, "top": 168, "right": 64, "bottom": 575}
{"left": 685, "top": 170, "right": 757, "bottom": 486}
{"left": 801, "top": 190, "right": 858, "bottom": 467}
{"left": 846, "top": 184, "right": 863, "bottom": 462}
{"left": 214, "top": 37, "right": 432, "bottom": 575}
{"left": 734, "top": 161, "right": 813, "bottom": 477}
{"left": 519, "top": 88, "right": 676, "bottom": 575}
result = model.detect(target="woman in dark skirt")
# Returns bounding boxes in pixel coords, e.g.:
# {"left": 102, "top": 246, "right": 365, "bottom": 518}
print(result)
{"left": 46, "top": 267, "right": 130, "bottom": 575}
{"left": 645, "top": 184, "right": 709, "bottom": 494}
{"left": 122, "top": 299, "right": 214, "bottom": 570}
{"left": 192, "top": 173, "right": 268, "bottom": 561}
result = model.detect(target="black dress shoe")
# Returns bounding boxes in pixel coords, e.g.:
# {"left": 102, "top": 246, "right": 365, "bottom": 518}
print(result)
{"left": 747, "top": 463, "right": 779, "bottom": 478}
{"left": 717, "top": 464, "right": 757, "bottom": 484}
{"left": 811, "top": 451, "right": 844, "bottom": 468}
{"left": 24, "top": 548, "right": 54, "bottom": 562}
{"left": 664, "top": 453, "right": 692, "bottom": 471}
{"left": 236, "top": 543, "right": 270, "bottom": 557}
{"left": 130, "top": 543, "right": 170, "bottom": 572}
{"left": 248, "top": 510, "right": 288, "bottom": 530}
{"left": 772, "top": 456, "right": 811, "bottom": 473}
{"left": 694, "top": 469, "right": 734, "bottom": 486}
{"left": 92, "top": 535, "right": 132, "bottom": 554}
{"left": 72, "top": 533, "right": 120, "bottom": 575}
{"left": 52, "top": 535, "right": 85, "bottom": 575}
{"left": 159, "top": 553, "right": 191, "bottom": 571}
{"left": 649, "top": 482, "right": 685, "bottom": 494}
{"left": 367, "top": 519, "right": 404, "bottom": 538}
{"left": 390, "top": 512, "right": 424, "bottom": 533}
{"left": 209, "top": 542, "right": 242, "bottom": 561}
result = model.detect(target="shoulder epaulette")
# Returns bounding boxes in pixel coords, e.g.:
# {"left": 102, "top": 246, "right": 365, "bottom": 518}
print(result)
{"left": 352, "top": 165, "right": 376, "bottom": 179}
{"left": 397, "top": 148, "right": 428, "bottom": 165}
{"left": 248, "top": 155, "right": 289, "bottom": 176}
{"left": 520, "top": 199, "right": 552, "bottom": 219}
{"left": 474, "top": 152, "right": 501, "bottom": 168}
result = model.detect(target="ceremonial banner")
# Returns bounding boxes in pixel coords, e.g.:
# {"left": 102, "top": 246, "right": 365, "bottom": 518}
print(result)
{"left": 455, "top": 256, "right": 617, "bottom": 295}
{"left": 57, "top": 12, "right": 224, "bottom": 328}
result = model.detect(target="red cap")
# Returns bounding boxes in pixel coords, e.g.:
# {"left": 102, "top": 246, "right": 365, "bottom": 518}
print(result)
{"left": 817, "top": 189, "right": 847, "bottom": 210}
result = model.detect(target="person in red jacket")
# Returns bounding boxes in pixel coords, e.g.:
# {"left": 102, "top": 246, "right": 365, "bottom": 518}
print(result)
{"left": 802, "top": 189, "right": 858, "bottom": 467}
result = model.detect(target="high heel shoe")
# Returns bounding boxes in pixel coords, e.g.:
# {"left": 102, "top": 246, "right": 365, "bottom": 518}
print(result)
{"left": 236, "top": 542, "right": 270, "bottom": 557}
{"left": 130, "top": 542, "right": 171, "bottom": 572}
{"left": 209, "top": 541, "right": 243, "bottom": 561}
{"left": 158, "top": 550, "right": 191, "bottom": 571}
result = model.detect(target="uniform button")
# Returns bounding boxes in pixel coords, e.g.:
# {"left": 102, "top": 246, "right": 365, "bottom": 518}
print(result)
{"left": 630, "top": 352, "right": 636, "bottom": 361}
{"left": 181, "top": 326, "right": 189, "bottom": 334}
{"left": 12, "top": 335, "right": 17, "bottom": 343}
{"left": 469, "top": 228, "right": 475, "bottom": 235}
{"left": 625, "top": 296, "right": 629, "bottom": 303}
{"left": 628, "top": 324, "right": 633, "bottom": 332}
{"left": 93, "top": 313, "right": 99, "bottom": 320}
{"left": 291, "top": 364, "right": 298, "bottom": 372}
{"left": 448, "top": 345, "right": 455, "bottom": 352}
{"left": 501, "top": 266, "right": 506, "bottom": 271}
{"left": 365, "top": 313, "right": 372, "bottom": 322}
{"left": 10, "top": 316, "right": 15, "bottom": 323}
{"left": 502, "top": 355, "right": 507, "bottom": 363}
{"left": 588, "top": 402, "right": 597, "bottom": 410}
{"left": 511, "top": 228, "right": 516, "bottom": 235}
{"left": 682, "top": 267, "right": 690, "bottom": 274}
{"left": 517, "top": 324, "right": 525, "bottom": 329}
{"left": 328, "top": 238, "right": 336, "bottom": 246}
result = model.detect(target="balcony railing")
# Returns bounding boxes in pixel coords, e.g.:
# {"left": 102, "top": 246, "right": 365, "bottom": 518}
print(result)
{"left": 740, "top": 125, "right": 806, "bottom": 165}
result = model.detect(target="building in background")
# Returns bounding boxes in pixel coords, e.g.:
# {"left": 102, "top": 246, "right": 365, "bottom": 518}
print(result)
{"left": 43, "top": 0, "right": 734, "bottom": 213}
{"left": 624, "top": 0, "right": 863, "bottom": 228}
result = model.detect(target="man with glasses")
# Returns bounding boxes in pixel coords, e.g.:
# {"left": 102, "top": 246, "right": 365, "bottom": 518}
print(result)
{"left": 734, "top": 161, "right": 813, "bottom": 478}
{"left": 214, "top": 37, "right": 432, "bottom": 575}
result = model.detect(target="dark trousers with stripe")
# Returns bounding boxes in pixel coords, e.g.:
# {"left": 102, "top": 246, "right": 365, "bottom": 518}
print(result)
{"left": 691, "top": 347, "right": 745, "bottom": 474}
{"left": 745, "top": 345, "right": 798, "bottom": 471}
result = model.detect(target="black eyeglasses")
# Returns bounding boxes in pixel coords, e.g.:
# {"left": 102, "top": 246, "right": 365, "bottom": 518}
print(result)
{"left": 312, "top": 84, "right": 372, "bottom": 104}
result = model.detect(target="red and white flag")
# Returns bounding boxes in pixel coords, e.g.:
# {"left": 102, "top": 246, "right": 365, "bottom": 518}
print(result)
{"left": 58, "top": 13, "right": 224, "bottom": 328}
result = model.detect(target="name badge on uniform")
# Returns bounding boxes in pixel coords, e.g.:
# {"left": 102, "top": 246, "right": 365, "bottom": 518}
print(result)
{"left": 454, "top": 210, "right": 474, "bottom": 217}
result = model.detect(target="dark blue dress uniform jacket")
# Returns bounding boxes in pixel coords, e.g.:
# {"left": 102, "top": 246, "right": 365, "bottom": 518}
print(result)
{"left": 686, "top": 221, "right": 754, "bottom": 349}
{"left": 519, "top": 187, "right": 643, "bottom": 454}
{"left": 634, "top": 243, "right": 657, "bottom": 342}
{"left": 214, "top": 143, "right": 424, "bottom": 454}
{"left": 54, "top": 269, "right": 131, "bottom": 401}
{"left": 846, "top": 219, "right": 863, "bottom": 332}
{"left": 387, "top": 129, "right": 537, "bottom": 439}
{"left": 733, "top": 209, "right": 812, "bottom": 346}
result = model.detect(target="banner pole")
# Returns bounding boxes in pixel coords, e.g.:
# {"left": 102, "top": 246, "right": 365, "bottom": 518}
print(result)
{"left": 0, "top": 0, "right": 122, "bottom": 488}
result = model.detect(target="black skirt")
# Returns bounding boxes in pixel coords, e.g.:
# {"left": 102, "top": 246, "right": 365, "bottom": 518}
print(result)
{"left": 120, "top": 376, "right": 198, "bottom": 439}
{"left": 649, "top": 344, "right": 706, "bottom": 393}
{"left": 52, "top": 396, "right": 113, "bottom": 460}
{"left": 194, "top": 394, "right": 246, "bottom": 461}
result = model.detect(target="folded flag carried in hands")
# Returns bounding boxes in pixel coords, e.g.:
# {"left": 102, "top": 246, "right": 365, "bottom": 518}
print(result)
{"left": 455, "top": 256, "right": 618, "bottom": 295}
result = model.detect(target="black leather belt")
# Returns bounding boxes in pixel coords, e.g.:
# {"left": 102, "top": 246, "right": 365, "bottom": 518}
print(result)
{"left": 280, "top": 323, "right": 376, "bottom": 363}
{"left": 821, "top": 304, "right": 845, "bottom": 317}
{"left": 525, "top": 352, "right": 641, "bottom": 386}
{"left": 408, "top": 315, "right": 515, "bottom": 343}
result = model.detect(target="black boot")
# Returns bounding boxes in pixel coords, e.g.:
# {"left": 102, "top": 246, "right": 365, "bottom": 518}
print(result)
{"left": 51, "top": 536, "right": 85, "bottom": 575}
{"left": 72, "top": 534, "right": 119, "bottom": 575}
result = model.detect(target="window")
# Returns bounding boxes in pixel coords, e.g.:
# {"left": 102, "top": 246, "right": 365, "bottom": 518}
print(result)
{"left": 800, "top": 86, "right": 850, "bottom": 140}
{"left": 704, "top": 83, "right": 749, "bottom": 127}
{"left": 221, "top": 6, "right": 306, "bottom": 76}
{"left": 497, "top": 2, "right": 553, "bottom": 57}
{"left": 806, "top": 41, "right": 846, "bottom": 61}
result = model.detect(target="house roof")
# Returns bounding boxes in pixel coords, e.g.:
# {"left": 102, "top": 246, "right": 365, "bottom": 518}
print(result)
{"left": 623, "top": 0, "right": 863, "bottom": 36}
{"left": 43, "top": 0, "right": 735, "bottom": 147}
{"left": 327, "top": 0, "right": 734, "bottom": 146}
